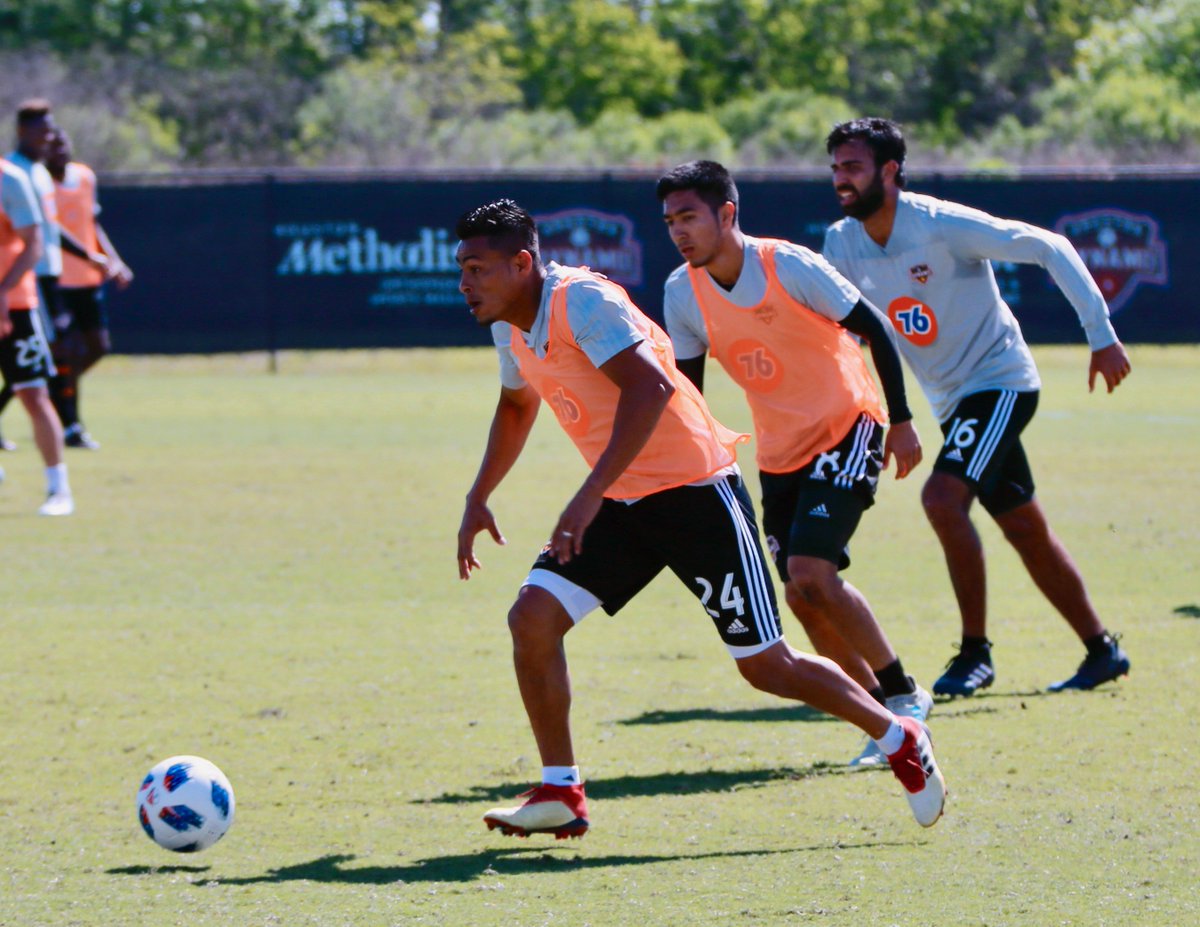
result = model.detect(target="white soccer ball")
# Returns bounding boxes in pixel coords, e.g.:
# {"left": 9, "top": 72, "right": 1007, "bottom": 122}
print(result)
{"left": 136, "top": 755, "right": 235, "bottom": 853}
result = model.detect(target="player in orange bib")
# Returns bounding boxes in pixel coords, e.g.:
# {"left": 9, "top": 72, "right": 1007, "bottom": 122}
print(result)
{"left": 46, "top": 128, "right": 134, "bottom": 450}
{"left": 455, "top": 199, "right": 945, "bottom": 839}
{"left": 657, "top": 162, "right": 933, "bottom": 767}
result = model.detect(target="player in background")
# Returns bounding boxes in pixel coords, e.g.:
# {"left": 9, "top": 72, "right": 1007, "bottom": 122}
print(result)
{"left": 46, "top": 128, "right": 134, "bottom": 450}
{"left": 0, "top": 101, "right": 107, "bottom": 451}
{"left": 657, "top": 160, "right": 932, "bottom": 767}
{"left": 822, "top": 117, "right": 1131, "bottom": 695}
{"left": 0, "top": 156, "right": 73, "bottom": 515}
{"left": 455, "top": 199, "right": 945, "bottom": 838}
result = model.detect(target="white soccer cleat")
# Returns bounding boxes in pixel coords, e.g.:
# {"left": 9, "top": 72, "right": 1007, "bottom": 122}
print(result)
{"left": 886, "top": 684, "right": 934, "bottom": 722}
{"left": 850, "top": 684, "right": 933, "bottom": 768}
{"left": 483, "top": 783, "right": 589, "bottom": 839}
{"left": 39, "top": 491, "right": 75, "bottom": 517}
{"left": 886, "top": 716, "right": 946, "bottom": 827}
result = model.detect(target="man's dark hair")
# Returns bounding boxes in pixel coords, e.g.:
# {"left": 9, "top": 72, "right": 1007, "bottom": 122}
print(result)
{"left": 655, "top": 160, "right": 739, "bottom": 221}
{"left": 455, "top": 199, "right": 541, "bottom": 263}
{"left": 16, "top": 98, "right": 52, "bottom": 126}
{"left": 826, "top": 117, "right": 907, "bottom": 188}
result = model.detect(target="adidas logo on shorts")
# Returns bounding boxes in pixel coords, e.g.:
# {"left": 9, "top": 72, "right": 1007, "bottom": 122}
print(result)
{"left": 809, "top": 504, "right": 831, "bottom": 518}
{"left": 726, "top": 619, "right": 750, "bottom": 635}
{"left": 945, "top": 447, "right": 964, "bottom": 462}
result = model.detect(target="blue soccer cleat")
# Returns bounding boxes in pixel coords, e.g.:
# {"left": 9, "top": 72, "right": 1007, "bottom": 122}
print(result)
{"left": 1048, "top": 634, "right": 1130, "bottom": 692}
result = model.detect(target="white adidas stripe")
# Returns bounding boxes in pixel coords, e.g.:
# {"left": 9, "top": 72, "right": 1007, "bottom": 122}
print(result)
{"left": 967, "top": 390, "right": 1017, "bottom": 481}
{"left": 714, "top": 480, "right": 778, "bottom": 644}
{"left": 835, "top": 415, "right": 873, "bottom": 489}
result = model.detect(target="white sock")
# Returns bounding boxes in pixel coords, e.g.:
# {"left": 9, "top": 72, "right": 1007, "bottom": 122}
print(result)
{"left": 46, "top": 463, "right": 70, "bottom": 496}
{"left": 542, "top": 765, "right": 581, "bottom": 787}
{"left": 873, "top": 718, "right": 907, "bottom": 757}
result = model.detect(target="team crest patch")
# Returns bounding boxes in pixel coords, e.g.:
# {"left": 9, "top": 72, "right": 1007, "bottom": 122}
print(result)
{"left": 909, "top": 263, "right": 932, "bottom": 284}
{"left": 754, "top": 304, "right": 778, "bottom": 325}
{"left": 1054, "top": 209, "right": 1168, "bottom": 313}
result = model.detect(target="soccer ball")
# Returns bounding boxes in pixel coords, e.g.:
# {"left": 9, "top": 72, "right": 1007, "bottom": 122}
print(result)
{"left": 136, "top": 755, "right": 236, "bottom": 852}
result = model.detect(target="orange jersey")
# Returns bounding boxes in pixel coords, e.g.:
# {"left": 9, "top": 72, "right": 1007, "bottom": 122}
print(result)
{"left": 510, "top": 267, "right": 747, "bottom": 499}
{"left": 55, "top": 162, "right": 103, "bottom": 289}
{"left": 0, "top": 158, "right": 40, "bottom": 309}
{"left": 687, "top": 239, "right": 884, "bottom": 474}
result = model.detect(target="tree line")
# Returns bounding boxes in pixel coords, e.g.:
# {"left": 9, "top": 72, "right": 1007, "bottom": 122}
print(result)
{"left": 1, "top": 0, "right": 1197, "bottom": 172}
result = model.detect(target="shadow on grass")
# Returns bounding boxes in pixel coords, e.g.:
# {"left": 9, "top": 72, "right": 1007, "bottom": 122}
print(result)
{"left": 421, "top": 762, "right": 853, "bottom": 806}
{"left": 618, "top": 704, "right": 835, "bottom": 726}
{"left": 1174, "top": 603, "right": 1200, "bottom": 618}
{"left": 107, "top": 864, "right": 212, "bottom": 875}
{"left": 171, "top": 840, "right": 918, "bottom": 886}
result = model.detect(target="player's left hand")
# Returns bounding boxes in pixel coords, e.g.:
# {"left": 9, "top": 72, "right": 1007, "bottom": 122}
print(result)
{"left": 111, "top": 261, "right": 135, "bottom": 289}
{"left": 550, "top": 485, "right": 604, "bottom": 563}
{"left": 1089, "top": 342, "right": 1131, "bottom": 393}
{"left": 884, "top": 419, "right": 922, "bottom": 479}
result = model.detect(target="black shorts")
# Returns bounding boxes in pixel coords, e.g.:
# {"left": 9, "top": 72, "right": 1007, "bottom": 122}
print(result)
{"left": 526, "top": 472, "right": 783, "bottom": 656}
{"left": 759, "top": 413, "right": 883, "bottom": 578}
{"left": 58, "top": 286, "right": 108, "bottom": 335}
{"left": 0, "top": 308, "right": 57, "bottom": 390}
{"left": 934, "top": 389, "right": 1039, "bottom": 516}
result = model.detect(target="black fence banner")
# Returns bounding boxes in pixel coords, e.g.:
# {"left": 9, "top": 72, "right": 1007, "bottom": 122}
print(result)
{"left": 101, "top": 173, "right": 1195, "bottom": 354}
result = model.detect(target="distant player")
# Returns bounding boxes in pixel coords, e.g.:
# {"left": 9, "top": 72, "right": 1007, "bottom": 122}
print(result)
{"left": 823, "top": 117, "right": 1131, "bottom": 694}
{"left": 47, "top": 128, "right": 134, "bottom": 449}
{"left": 455, "top": 199, "right": 945, "bottom": 838}
{"left": 656, "top": 160, "right": 932, "bottom": 767}
{"left": 0, "top": 155, "right": 74, "bottom": 515}
{"left": 1, "top": 101, "right": 108, "bottom": 451}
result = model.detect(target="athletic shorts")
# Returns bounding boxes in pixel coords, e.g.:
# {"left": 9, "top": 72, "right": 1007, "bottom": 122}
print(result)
{"left": 0, "top": 308, "right": 57, "bottom": 390}
{"left": 934, "top": 389, "right": 1039, "bottom": 516}
{"left": 759, "top": 413, "right": 883, "bottom": 578}
{"left": 36, "top": 275, "right": 59, "bottom": 344}
{"left": 524, "top": 471, "right": 783, "bottom": 658}
{"left": 58, "top": 286, "right": 108, "bottom": 335}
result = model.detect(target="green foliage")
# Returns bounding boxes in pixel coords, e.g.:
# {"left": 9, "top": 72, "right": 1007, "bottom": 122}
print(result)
{"left": 716, "top": 89, "right": 852, "bottom": 166}
{"left": 0, "top": 0, "right": 1194, "bottom": 169}
{"left": 519, "top": 0, "right": 685, "bottom": 122}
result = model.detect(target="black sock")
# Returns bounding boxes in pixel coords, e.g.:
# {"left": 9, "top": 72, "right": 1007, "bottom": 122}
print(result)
{"left": 874, "top": 659, "right": 916, "bottom": 698}
{"left": 866, "top": 685, "right": 886, "bottom": 706}
{"left": 961, "top": 635, "right": 991, "bottom": 651}
{"left": 1084, "top": 632, "right": 1112, "bottom": 656}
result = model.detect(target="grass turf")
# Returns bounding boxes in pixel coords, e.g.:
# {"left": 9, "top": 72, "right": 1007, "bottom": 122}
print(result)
{"left": 0, "top": 345, "right": 1195, "bottom": 926}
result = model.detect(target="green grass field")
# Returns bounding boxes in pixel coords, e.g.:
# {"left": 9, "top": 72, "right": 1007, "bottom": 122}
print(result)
{"left": 0, "top": 345, "right": 1196, "bottom": 926}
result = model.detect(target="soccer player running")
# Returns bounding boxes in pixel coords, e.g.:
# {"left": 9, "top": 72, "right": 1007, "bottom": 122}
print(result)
{"left": 0, "top": 156, "right": 74, "bottom": 515}
{"left": 455, "top": 199, "right": 945, "bottom": 838}
{"left": 657, "top": 161, "right": 932, "bottom": 768}
{"left": 822, "top": 117, "right": 1131, "bottom": 695}
{"left": 46, "top": 128, "right": 135, "bottom": 450}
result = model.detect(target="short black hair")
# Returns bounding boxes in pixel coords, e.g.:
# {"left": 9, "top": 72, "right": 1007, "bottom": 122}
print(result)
{"left": 455, "top": 199, "right": 541, "bottom": 263}
{"left": 655, "top": 160, "right": 739, "bottom": 222}
{"left": 16, "top": 98, "right": 52, "bottom": 126}
{"left": 826, "top": 117, "right": 907, "bottom": 188}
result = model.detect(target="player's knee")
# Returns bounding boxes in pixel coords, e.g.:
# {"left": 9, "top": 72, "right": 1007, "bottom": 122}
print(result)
{"left": 507, "top": 589, "right": 570, "bottom": 648}
{"left": 785, "top": 563, "right": 837, "bottom": 610}
{"left": 996, "top": 503, "right": 1044, "bottom": 547}
{"left": 921, "top": 479, "right": 968, "bottom": 528}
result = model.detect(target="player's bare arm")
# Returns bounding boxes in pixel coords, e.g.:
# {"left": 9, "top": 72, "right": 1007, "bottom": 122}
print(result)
{"left": 0, "top": 224, "right": 42, "bottom": 338}
{"left": 96, "top": 223, "right": 134, "bottom": 289}
{"left": 1088, "top": 341, "right": 1132, "bottom": 394}
{"left": 458, "top": 384, "right": 541, "bottom": 580}
{"left": 549, "top": 340, "right": 674, "bottom": 563}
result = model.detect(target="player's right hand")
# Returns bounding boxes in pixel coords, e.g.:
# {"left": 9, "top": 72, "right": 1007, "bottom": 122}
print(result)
{"left": 457, "top": 498, "right": 506, "bottom": 580}
{"left": 0, "top": 295, "right": 10, "bottom": 338}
